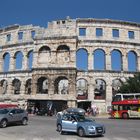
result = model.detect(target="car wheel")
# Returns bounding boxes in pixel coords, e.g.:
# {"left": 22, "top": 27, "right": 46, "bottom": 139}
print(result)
{"left": 22, "top": 118, "right": 28, "bottom": 125}
{"left": 78, "top": 128, "right": 85, "bottom": 137}
{"left": 0, "top": 119, "right": 7, "bottom": 128}
{"left": 122, "top": 113, "right": 129, "bottom": 119}
{"left": 57, "top": 124, "right": 63, "bottom": 134}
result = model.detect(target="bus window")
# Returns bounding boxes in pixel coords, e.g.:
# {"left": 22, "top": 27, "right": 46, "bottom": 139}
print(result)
{"left": 135, "top": 95, "right": 140, "bottom": 99}
{"left": 123, "top": 95, "right": 134, "bottom": 100}
{"left": 113, "top": 95, "right": 121, "bottom": 101}
{"left": 113, "top": 105, "right": 118, "bottom": 111}
{"left": 130, "top": 106, "right": 138, "bottom": 111}
{"left": 122, "top": 105, "right": 130, "bottom": 110}
{"left": 119, "top": 105, "right": 122, "bottom": 111}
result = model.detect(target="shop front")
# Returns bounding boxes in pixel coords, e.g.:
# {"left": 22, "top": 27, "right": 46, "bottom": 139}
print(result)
{"left": 27, "top": 99, "right": 67, "bottom": 115}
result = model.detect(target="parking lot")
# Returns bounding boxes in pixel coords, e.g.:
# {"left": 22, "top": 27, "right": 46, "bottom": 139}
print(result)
{"left": 0, "top": 116, "right": 140, "bottom": 140}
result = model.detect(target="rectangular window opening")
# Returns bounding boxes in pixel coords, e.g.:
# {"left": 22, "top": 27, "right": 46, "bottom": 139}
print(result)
{"left": 79, "top": 28, "right": 86, "bottom": 36}
{"left": 18, "top": 32, "right": 23, "bottom": 40}
{"left": 6, "top": 34, "right": 11, "bottom": 42}
{"left": 31, "top": 31, "right": 35, "bottom": 39}
{"left": 128, "top": 31, "right": 134, "bottom": 39}
{"left": 112, "top": 29, "right": 119, "bottom": 38}
{"left": 62, "top": 20, "right": 65, "bottom": 24}
{"left": 96, "top": 28, "right": 103, "bottom": 37}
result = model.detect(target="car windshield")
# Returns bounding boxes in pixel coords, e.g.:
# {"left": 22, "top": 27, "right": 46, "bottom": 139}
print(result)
{"left": 76, "top": 115, "right": 92, "bottom": 122}
{"left": 0, "top": 109, "right": 9, "bottom": 114}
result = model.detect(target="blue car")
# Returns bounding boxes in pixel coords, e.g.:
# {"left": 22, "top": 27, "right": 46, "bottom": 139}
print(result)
{"left": 56, "top": 108, "right": 105, "bottom": 137}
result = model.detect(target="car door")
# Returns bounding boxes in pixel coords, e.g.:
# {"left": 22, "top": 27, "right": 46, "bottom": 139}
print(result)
{"left": 62, "top": 115, "right": 77, "bottom": 132}
{"left": 16, "top": 109, "right": 24, "bottom": 121}
{"left": 8, "top": 109, "right": 18, "bottom": 122}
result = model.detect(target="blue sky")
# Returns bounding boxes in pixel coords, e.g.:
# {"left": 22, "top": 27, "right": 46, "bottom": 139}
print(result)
{"left": 0, "top": 0, "right": 140, "bottom": 28}
{"left": 1, "top": 0, "right": 140, "bottom": 71}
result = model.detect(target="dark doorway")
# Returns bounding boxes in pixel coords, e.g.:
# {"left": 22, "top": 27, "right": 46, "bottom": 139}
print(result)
{"left": 27, "top": 100, "right": 67, "bottom": 115}
{"left": 77, "top": 101, "right": 91, "bottom": 111}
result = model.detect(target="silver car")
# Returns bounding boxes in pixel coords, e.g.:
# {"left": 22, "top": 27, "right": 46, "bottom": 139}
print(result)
{"left": 0, "top": 108, "right": 28, "bottom": 128}
{"left": 56, "top": 108, "right": 105, "bottom": 137}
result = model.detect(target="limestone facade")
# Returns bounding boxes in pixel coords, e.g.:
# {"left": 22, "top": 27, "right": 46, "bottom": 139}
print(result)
{"left": 0, "top": 18, "right": 140, "bottom": 113}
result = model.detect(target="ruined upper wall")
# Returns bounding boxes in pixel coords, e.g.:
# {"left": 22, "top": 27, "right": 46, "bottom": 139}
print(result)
{"left": 76, "top": 18, "right": 140, "bottom": 44}
{"left": 0, "top": 24, "right": 44, "bottom": 47}
{"left": 36, "top": 18, "right": 77, "bottom": 39}
{"left": 1, "top": 18, "right": 140, "bottom": 47}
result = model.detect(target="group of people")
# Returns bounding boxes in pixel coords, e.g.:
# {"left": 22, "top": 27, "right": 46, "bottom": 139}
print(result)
{"left": 86, "top": 105, "right": 99, "bottom": 116}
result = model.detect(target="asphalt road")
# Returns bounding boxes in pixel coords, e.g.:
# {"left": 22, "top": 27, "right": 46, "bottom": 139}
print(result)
{"left": 0, "top": 116, "right": 140, "bottom": 140}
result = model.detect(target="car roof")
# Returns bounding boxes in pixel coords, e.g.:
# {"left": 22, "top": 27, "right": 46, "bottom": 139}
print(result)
{"left": 66, "top": 108, "right": 86, "bottom": 115}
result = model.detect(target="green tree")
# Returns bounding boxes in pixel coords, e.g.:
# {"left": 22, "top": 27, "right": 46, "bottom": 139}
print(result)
{"left": 119, "top": 73, "right": 140, "bottom": 93}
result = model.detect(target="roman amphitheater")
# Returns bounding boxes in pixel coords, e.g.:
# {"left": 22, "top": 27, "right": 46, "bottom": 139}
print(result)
{"left": 0, "top": 17, "right": 140, "bottom": 113}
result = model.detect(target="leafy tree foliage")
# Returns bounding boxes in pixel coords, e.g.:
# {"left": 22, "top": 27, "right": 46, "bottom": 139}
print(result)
{"left": 118, "top": 73, "right": 140, "bottom": 93}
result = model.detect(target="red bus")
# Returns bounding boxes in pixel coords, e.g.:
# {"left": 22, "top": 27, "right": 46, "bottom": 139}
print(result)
{"left": 113, "top": 93, "right": 140, "bottom": 102}
{"left": 111, "top": 99, "right": 140, "bottom": 119}
{"left": 0, "top": 104, "right": 18, "bottom": 108}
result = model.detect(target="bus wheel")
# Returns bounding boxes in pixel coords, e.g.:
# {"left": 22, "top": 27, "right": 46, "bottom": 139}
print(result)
{"left": 122, "top": 113, "right": 129, "bottom": 119}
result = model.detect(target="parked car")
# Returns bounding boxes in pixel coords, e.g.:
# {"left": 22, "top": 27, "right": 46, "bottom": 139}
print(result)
{"left": 56, "top": 108, "right": 105, "bottom": 137}
{"left": 0, "top": 108, "right": 28, "bottom": 128}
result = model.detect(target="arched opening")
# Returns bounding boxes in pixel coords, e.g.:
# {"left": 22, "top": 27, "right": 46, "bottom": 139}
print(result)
{"left": 111, "top": 49, "right": 122, "bottom": 71}
{"left": 27, "top": 50, "right": 33, "bottom": 70}
{"left": 56, "top": 45, "right": 70, "bottom": 63}
{"left": 12, "top": 79, "right": 21, "bottom": 95}
{"left": 25, "top": 79, "right": 32, "bottom": 95}
{"left": 94, "top": 79, "right": 106, "bottom": 100}
{"left": 0, "top": 79, "right": 8, "bottom": 94}
{"left": 54, "top": 76, "right": 69, "bottom": 94}
{"left": 37, "top": 77, "right": 48, "bottom": 94}
{"left": 76, "top": 79, "right": 88, "bottom": 99}
{"left": 39, "top": 46, "right": 51, "bottom": 53}
{"left": 15, "top": 51, "right": 23, "bottom": 70}
{"left": 38, "top": 46, "right": 51, "bottom": 64}
{"left": 76, "top": 48, "right": 88, "bottom": 71}
{"left": 3, "top": 52, "right": 10, "bottom": 72}
{"left": 112, "top": 79, "right": 122, "bottom": 97}
{"left": 128, "top": 51, "right": 137, "bottom": 72}
{"left": 94, "top": 49, "right": 105, "bottom": 70}
{"left": 57, "top": 45, "right": 70, "bottom": 52}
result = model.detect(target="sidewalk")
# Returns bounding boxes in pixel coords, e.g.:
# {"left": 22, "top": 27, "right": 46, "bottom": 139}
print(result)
{"left": 86, "top": 113, "right": 110, "bottom": 119}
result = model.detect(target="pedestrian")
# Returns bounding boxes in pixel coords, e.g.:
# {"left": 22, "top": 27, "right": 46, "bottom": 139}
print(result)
{"left": 87, "top": 107, "right": 91, "bottom": 116}
{"left": 92, "top": 104, "right": 97, "bottom": 116}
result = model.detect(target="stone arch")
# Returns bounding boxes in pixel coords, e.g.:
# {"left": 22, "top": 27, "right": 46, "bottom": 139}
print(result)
{"left": 127, "top": 50, "right": 137, "bottom": 72}
{"left": 112, "top": 79, "right": 122, "bottom": 97}
{"left": 54, "top": 76, "right": 69, "bottom": 94}
{"left": 57, "top": 45, "right": 70, "bottom": 52}
{"left": 111, "top": 49, "right": 122, "bottom": 71}
{"left": 14, "top": 51, "right": 23, "bottom": 70}
{"left": 3, "top": 52, "right": 10, "bottom": 72}
{"left": 27, "top": 50, "right": 33, "bottom": 70}
{"left": 93, "top": 49, "right": 105, "bottom": 70}
{"left": 56, "top": 45, "right": 70, "bottom": 63}
{"left": 0, "top": 79, "right": 8, "bottom": 94}
{"left": 39, "top": 46, "right": 51, "bottom": 53}
{"left": 94, "top": 79, "right": 106, "bottom": 100}
{"left": 76, "top": 48, "right": 88, "bottom": 71}
{"left": 12, "top": 78, "right": 21, "bottom": 95}
{"left": 38, "top": 46, "right": 51, "bottom": 64}
{"left": 37, "top": 77, "right": 48, "bottom": 94}
{"left": 25, "top": 79, "right": 32, "bottom": 95}
{"left": 76, "top": 78, "right": 88, "bottom": 99}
